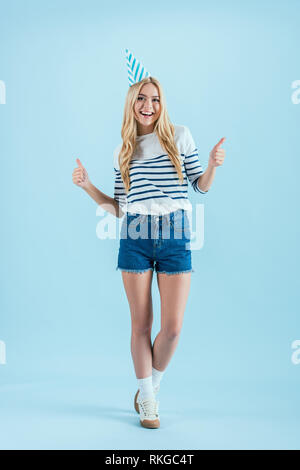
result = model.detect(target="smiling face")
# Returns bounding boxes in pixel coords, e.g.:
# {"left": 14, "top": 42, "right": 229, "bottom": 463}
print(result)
{"left": 134, "top": 82, "right": 161, "bottom": 136}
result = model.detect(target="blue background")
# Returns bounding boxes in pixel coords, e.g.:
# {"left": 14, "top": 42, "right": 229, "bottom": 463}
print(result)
{"left": 0, "top": 0, "right": 299, "bottom": 450}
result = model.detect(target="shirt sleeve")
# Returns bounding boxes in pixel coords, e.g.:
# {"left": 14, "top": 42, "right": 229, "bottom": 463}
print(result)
{"left": 113, "top": 146, "right": 127, "bottom": 210}
{"left": 183, "top": 126, "right": 208, "bottom": 194}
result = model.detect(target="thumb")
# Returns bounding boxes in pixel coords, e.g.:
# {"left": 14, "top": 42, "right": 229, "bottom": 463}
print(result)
{"left": 76, "top": 158, "right": 84, "bottom": 168}
{"left": 215, "top": 137, "right": 226, "bottom": 149}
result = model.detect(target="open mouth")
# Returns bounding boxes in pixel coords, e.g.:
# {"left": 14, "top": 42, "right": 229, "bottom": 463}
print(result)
{"left": 140, "top": 112, "right": 154, "bottom": 118}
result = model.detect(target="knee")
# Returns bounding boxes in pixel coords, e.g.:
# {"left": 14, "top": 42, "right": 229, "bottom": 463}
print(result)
{"left": 132, "top": 323, "right": 152, "bottom": 336}
{"left": 161, "top": 326, "right": 181, "bottom": 341}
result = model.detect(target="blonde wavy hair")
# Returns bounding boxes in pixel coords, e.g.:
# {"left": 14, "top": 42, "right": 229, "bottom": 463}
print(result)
{"left": 117, "top": 76, "right": 184, "bottom": 193}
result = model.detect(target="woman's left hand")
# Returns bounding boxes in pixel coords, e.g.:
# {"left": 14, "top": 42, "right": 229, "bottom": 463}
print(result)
{"left": 208, "top": 137, "right": 226, "bottom": 167}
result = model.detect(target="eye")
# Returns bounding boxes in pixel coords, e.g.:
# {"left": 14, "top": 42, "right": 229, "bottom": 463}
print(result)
{"left": 137, "top": 97, "right": 160, "bottom": 102}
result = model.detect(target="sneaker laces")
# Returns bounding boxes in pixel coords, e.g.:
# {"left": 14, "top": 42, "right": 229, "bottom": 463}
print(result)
{"left": 139, "top": 397, "right": 159, "bottom": 418}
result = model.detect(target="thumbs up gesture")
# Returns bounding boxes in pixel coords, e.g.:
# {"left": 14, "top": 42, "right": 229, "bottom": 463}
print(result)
{"left": 72, "top": 158, "right": 91, "bottom": 189}
{"left": 208, "top": 137, "right": 226, "bottom": 168}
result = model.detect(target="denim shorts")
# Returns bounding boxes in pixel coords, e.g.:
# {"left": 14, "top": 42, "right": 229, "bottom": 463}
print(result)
{"left": 116, "top": 208, "right": 195, "bottom": 275}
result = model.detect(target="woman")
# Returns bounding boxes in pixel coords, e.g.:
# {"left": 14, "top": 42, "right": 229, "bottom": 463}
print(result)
{"left": 72, "top": 73, "right": 226, "bottom": 430}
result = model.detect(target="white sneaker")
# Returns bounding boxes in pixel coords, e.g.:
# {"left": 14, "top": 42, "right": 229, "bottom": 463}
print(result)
{"left": 138, "top": 396, "right": 160, "bottom": 429}
{"left": 134, "top": 384, "right": 160, "bottom": 414}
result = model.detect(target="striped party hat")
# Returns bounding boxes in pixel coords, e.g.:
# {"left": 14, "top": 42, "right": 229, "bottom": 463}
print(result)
{"left": 125, "top": 48, "right": 151, "bottom": 87}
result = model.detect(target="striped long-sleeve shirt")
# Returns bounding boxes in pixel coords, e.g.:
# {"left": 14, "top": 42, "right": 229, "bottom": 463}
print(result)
{"left": 113, "top": 124, "right": 207, "bottom": 215}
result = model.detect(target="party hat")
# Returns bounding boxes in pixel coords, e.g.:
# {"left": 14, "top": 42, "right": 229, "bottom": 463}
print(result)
{"left": 125, "top": 48, "right": 151, "bottom": 87}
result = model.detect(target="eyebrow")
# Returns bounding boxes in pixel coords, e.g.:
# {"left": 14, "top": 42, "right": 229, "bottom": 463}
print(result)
{"left": 138, "top": 93, "right": 160, "bottom": 98}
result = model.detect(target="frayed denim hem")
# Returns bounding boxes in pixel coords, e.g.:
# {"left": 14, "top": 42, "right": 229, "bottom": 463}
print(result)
{"left": 156, "top": 268, "right": 195, "bottom": 275}
{"left": 116, "top": 266, "right": 154, "bottom": 274}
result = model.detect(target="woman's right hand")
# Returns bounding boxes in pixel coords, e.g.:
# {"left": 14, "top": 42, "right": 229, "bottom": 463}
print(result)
{"left": 72, "top": 158, "right": 91, "bottom": 190}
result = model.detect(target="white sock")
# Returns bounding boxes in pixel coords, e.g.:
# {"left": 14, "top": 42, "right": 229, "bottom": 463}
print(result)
{"left": 152, "top": 366, "right": 165, "bottom": 389}
{"left": 137, "top": 375, "right": 155, "bottom": 400}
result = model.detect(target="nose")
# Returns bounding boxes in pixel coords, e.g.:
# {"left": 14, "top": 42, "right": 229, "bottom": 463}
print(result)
{"left": 141, "top": 98, "right": 155, "bottom": 112}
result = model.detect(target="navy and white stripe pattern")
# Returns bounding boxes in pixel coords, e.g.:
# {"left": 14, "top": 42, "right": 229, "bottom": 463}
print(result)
{"left": 113, "top": 125, "right": 207, "bottom": 212}
{"left": 125, "top": 48, "right": 151, "bottom": 87}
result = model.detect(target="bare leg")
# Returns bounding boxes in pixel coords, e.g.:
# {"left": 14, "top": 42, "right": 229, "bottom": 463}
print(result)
{"left": 152, "top": 272, "right": 191, "bottom": 371}
{"left": 121, "top": 269, "right": 154, "bottom": 378}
